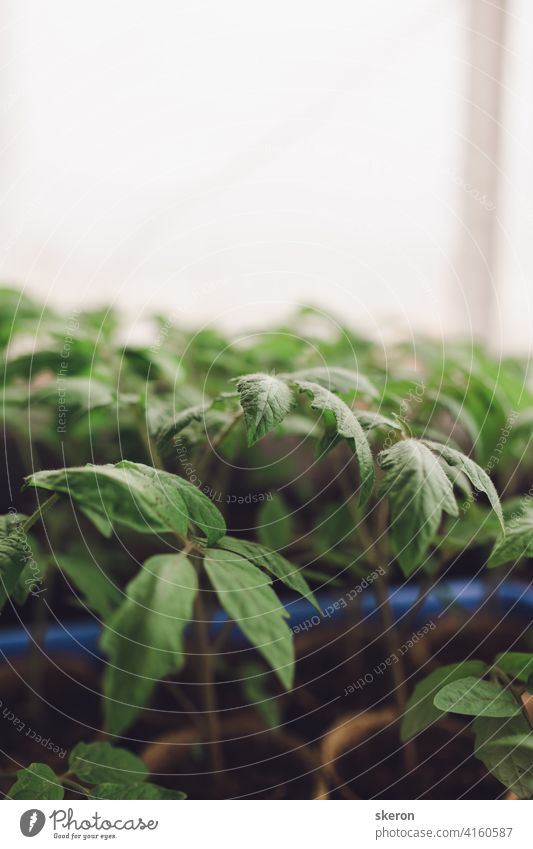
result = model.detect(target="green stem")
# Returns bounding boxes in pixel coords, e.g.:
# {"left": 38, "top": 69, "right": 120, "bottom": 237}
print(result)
{"left": 22, "top": 493, "right": 60, "bottom": 533}
{"left": 193, "top": 589, "right": 224, "bottom": 782}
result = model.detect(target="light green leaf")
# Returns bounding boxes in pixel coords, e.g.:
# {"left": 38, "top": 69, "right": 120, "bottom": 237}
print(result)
{"left": 235, "top": 373, "right": 293, "bottom": 446}
{"left": 379, "top": 439, "right": 458, "bottom": 575}
{"left": 69, "top": 742, "right": 147, "bottom": 785}
{"left": 294, "top": 380, "right": 374, "bottom": 505}
{"left": 474, "top": 714, "right": 533, "bottom": 799}
{"left": 434, "top": 677, "right": 520, "bottom": 718}
{"left": 204, "top": 549, "right": 294, "bottom": 689}
{"left": 401, "top": 661, "right": 488, "bottom": 741}
{"left": 257, "top": 493, "right": 292, "bottom": 550}
{"left": 101, "top": 552, "right": 198, "bottom": 735}
{"left": 494, "top": 652, "right": 533, "bottom": 683}
{"left": 92, "top": 782, "right": 186, "bottom": 800}
{"left": 7, "top": 763, "right": 64, "bottom": 800}
{"left": 423, "top": 441, "right": 504, "bottom": 532}
{"left": 219, "top": 536, "right": 319, "bottom": 611}
{"left": 488, "top": 508, "right": 533, "bottom": 568}
{"left": 283, "top": 366, "right": 377, "bottom": 398}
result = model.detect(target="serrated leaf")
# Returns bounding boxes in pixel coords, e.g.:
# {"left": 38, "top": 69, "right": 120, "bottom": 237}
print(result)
{"left": 401, "top": 661, "right": 488, "bottom": 741}
{"left": 434, "top": 677, "right": 520, "bottom": 717}
{"left": 294, "top": 380, "right": 374, "bottom": 505}
{"left": 101, "top": 552, "right": 198, "bottom": 735}
{"left": 0, "top": 512, "right": 30, "bottom": 610}
{"left": 8, "top": 763, "right": 64, "bottom": 800}
{"left": 235, "top": 373, "right": 293, "bottom": 446}
{"left": 257, "top": 493, "right": 292, "bottom": 550}
{"left": 69, "top": 742, "right": 148, "bottom": 785}
{"left": 219, "top": 536, "right": 319, "bottom": 611}
{"left": 25, "top": 461, "right": 225, "bottom": 545}
{"left": 92, "top": 782, "right": 186, "bottom": 799}
{"left": 379, "top": 439, "right": 458, "bottom": 575}
{"left": 494, "top": 652, "right": 533, "bottom": 683}
{"left": 204, "top": 549, "right": 294, "bottom": 689}
{"left": 283, "top": 366, "right": 377, "bottom": 398}
{"left": 423, "top": 441, "right": 504, "bottom": 532}
{"left": 488, "top": 508, "right": 533, "bottom": 568}
{"left": 474, "top": 714, "right": 533, "bottom": 799}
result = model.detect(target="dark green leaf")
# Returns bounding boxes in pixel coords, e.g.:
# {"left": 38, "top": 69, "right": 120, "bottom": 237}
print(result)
{"left": 236, "top": 373, "right": 294, "bottom": 446}
{"left": 92, "top": 782, "right": 186, "bottom": 800}
{"left": 7, "top": 763, "right": 64, "bottom": 800}
{"left": 433, "top": 677, "right": 520, "bottom": 717}
{"left": 401, "top": 661, "right": 488, "bottom": 741}
{"left": 488, "top": 508, "right": 533, "bottom": 568}
{"left": 379, "top": 439, "right": 458, "bottom": 575}
{"left": 69, "top": 742, "right": 147, "bottom": 785}
{"left": 101, "top": 552, "right": 198, "bottom": 734}
{"left": 494, "top": 652, "right": 533, "bottom": 683}
{"left": 219, "top": 536, "right": 319, "bottom": 611}
{"left": 294, "top": 380, "right": 374, "bottom": 505}
{"left": 58, "top": 553, "right": 122, "bottom": 618}
{"left": 257, "top": 493, "right": 292, "bottom": 550}
{"left": 204, "top": 549, "right": 294, "bottom": 689}
{"left": 474, "top": 713, "right": 533, "bottom": 799}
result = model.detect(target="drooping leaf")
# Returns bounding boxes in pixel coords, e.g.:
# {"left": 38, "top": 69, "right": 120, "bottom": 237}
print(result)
{"left": 203, "top": 549, "right": 294, "bottom": 689}
{"left": 294, "top": 380, "right": 374, "bottom": 505}
{"left": 218, "top": 536, "right": 319, "bottom": 611}
{"left": 423, "top": 441, "right": 504, "bottom": 531}
{"left": 25, "top": 461, "right": 225, "bottom": 545}
{"left": 378, "top": 439, "right": 458, "bottom": 575}
{"left": 101, "top": 552, "right": 198, "bottom": 735}
{"left": 474, "top": 713, "right": 533, "bottom": 799}
{"left": 401, "top": 661, "right": 488, "bottom": 741}
{"left": 7, "top": 763, "right": 64, "bottom": 800}
{"left": 257, "top": 493, "right": 292, "bottom": 550}
{"left": 283, "top": 366, "right": 377, "bottom": 398}
{"left": 92, "top": 782, "right": 186, "bottom": 800}
{"left": 494, "top": 652, "right": 533, "bottom": 683}
{"left": 235, "top": 373, "right": 293, "bottom": 446}
{"left": 433, "top": 677, "right": 520, "bottom": 718}
{"left": 69, "top": 742, "right": 148, "bottom": 785}
{"left": 488, "top": 508, "right": 533, "bottom": 568}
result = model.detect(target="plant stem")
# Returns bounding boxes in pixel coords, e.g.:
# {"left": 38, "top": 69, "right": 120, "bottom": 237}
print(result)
{"left": 193, "top": 590, "right": 224, "bottom": 781}
{"left": 22, "top": 493, "right": 60, "bottom": 532}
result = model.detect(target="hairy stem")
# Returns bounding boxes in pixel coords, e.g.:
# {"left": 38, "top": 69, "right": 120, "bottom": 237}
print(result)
{"left": 193, "top": 590, "right": 224, "bottom": 782}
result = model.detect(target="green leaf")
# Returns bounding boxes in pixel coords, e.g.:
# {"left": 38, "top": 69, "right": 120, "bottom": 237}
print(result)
{"left": 488, "top": 508, "right": 533, "bottom": 568}
{"left": 433, "top": 677, "right": 520, "bottom": 717}
{"left": 7, "top": 763, "right": 64, "bottom": 800}
{"left": 218, "top": 536, "right": 319, "bottom": 611}
{"left": 423, "top": 441, "right": 504, "bottom": 532}
{"left": 25, "top": 461, "right": 225, "bottom": 545}
{"left": 474, "top": 714, "right": 533, "bottom": 799}
{"left": 204, "top": 549, "right": 294, "bottom": 689}
{"left": 101, "top": 552, "right": 198, "bottom": 735}
{"left": 0, "top": 513, "right": 31, "bottom": 610}
{"left": 355, "top": 410, "right": 402, "bottom": 432}
{"left": 257, "top": 493, "right": 292, "bottom": 550}
{"left": 283, "top": 366, "right": 377, "bottom": 398}
{"left": 92, "top": 782, "right": 186, "bottom": 800}
{"left": 69, "top": 742, "right": 148, "bottom": 785}
{"left": 235, "top": 373, "right": 293, "bottom": 446}
{"left": 401, "top": 661, "right": 488, "bottom": 741}
{"left": 119, "top": 462, "right": 226, "bottom": 546}
{"left": 35, "top": 376, "right": 115, "bottom": 414}
{"left": 240, "top": 661, "right": 282, "bottom": 729}
{"left": 378, "top": 439, "right": 458, "bottom": 575}
{"left": 294, "top": 380, "right": 374, "bottom": 505}
{"left": 494, "top": 652, "right": 533, "bottom": 683}
{"left": 58, "top": 553, "right": 122, "bottom": 618}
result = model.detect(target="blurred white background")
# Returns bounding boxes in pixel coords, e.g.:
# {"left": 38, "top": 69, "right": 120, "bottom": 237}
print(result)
{"left": 0, "top": 1, "right": 531, "bottom": 349}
